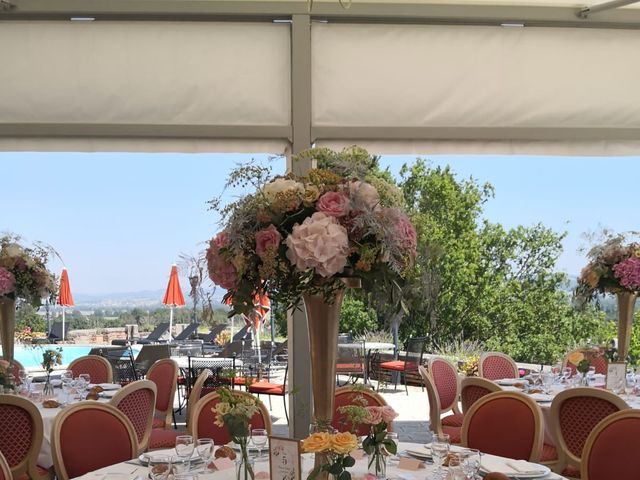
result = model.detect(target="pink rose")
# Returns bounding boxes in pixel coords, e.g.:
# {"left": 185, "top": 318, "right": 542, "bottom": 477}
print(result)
{"left": 613, "top": 256, "right": 640, "bottom": 290}
{"left": 285, "top": 212, "right": 349, "bottom": 277}
{"left": 380, "top": 405, "right": 398, "bottom": 423}
{"left": 365, "top": 406, "right": 383, "bottom": 425}
{"left": 348, "top": 181, "right": 380, "bottom": 211}
{"left": 255, "top": 225, "right": 282, "bottom": 257}
{"left": 316, "top": 191, "right": 350, "bottom": 218}
{"left": 206, "top": 233, "right": 238, "bottom": 290}
{"left": 0, "top": 267, "right": 15, "bottom": 296}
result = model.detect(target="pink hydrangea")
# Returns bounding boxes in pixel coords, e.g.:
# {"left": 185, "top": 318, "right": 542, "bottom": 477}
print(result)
{"left": 316, "top": 191, "right": 350, "bottom": 218}
{"left": 255, "top": 225, "right": 282, "bottom": 257}
{"left": 206, "top": 232, "right": 238, "bottom": 290}
{"left": 285, "top": 212, "right": 349, "bottom": 277}
{"left": 396, "top": 213, "right": 417, "bottom": 252}
{"left": 613, "top": 256, "right": 640, "bottom": 290}
{"left": 0, "top": 267, "right": 15, "bottom": 296}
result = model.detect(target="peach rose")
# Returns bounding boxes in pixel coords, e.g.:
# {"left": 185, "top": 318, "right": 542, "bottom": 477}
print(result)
{"left": 316, "top": 191, "right": 350, "bottom": 218}
{"left": 255, "top": 225, "right": 282, "bottom": 257}
{"left": 365, "top": 406, "right": 383, "bottom": 425}
{"left": 331, "top": 432, "right": 358, "bottom": 455}
{"left": 380, "top": 405, "right": 398, "bottom": 423}
{"left": 301, "top": 432, "right": 332, "bottom": 453}
{"left": 567, "top": 351, "right": 585, "bottom": 366}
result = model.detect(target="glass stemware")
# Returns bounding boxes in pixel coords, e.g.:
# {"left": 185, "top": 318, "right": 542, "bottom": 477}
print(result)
{"left": 175, "top": 435, "right": 195, "bottom": 462}
{"left": 460, "top": 448, "right": 481, "bottom": 480}
{"left": 561, "top": 367, "right": 572, "bottom": 385}
{"left": 196, "top": 438, "right": 214, "bottom": 471}
{"left": 625, "top": 373, "right": 636, "bottom": 400}
{"left": 431, "top": 434, "right": 450, "bottom": 480}
{"left": 251, "top": 428, "right": 268, "bottom": 459}
{"left": 384, "top": 432, "right": 399, "bottom": 466}
{"left": 148, "top": 455, "right": 172, "bottom": 480}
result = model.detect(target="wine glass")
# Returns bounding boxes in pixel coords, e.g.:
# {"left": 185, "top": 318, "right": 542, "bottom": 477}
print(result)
{"left": 384, "top": 432, "right": 399, "bottom": 466}
{"left": 78, "top": 374, "right": 91, "bottom": 399}
{"left": 625, "top": 374, "right": 636, "bottom": 400}
{"left": 175, "top": 435, "right": 195, "bottom": 462}
{"left": 541, "top": 372, "right": 554, "bottom": 394}
{"left": 148, "top": 455, "right": 172, "bottom": 480}
{"left": 562, "top": 367, "right": 572, "bottom": 384}
{"left": 431, "top": 434, "right": 450, "bottom": 480}
{"left": 460, "top": 448, "right": 481, "bottom": 480}
{"left": 196, "top": 438, "right": 214, "bottom": 471}
{"left": 447, "top": 453, "right": 465, "bottom": 480}
{"left": 251, "top": 428, "right": 268, "bottom": 459}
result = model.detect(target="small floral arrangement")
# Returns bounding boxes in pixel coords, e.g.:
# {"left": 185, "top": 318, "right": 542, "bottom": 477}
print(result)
{"left": 42, "top": 348, "right": 62, "bottom": 373}
{"left": 215, "top": 329, "right": 232, "bottom": 346}
{"left": 567, "top": 351, "right": 591, "bottom": 376}
{"left": 206, "top": 147, "right": 417, "bottom": 315}
{"left": 575, "top": 233, "right": 640, "bottom": 305}
{"left": 212, "top": 388, "right": 261, "bottom": 480}
{"left": 15, "top": 326, "right": 41, "bottom": 344}
{"left": 0, "top": 235, "right": 57, "bottom": 308}
{"left": 302, "top": 431, "right": 359, "bottom": 480}
{"left": 0, "top": 359, "right": 14, "bottom": 391}
{"left": 458, "top": 355, "right": 480, "bottom": 377}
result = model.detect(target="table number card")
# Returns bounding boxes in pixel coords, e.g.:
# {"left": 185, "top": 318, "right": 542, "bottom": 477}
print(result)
{"left": 269, "top": 436, "right": 302, "bottom": 480}
{"left": 606, "top": 362, "right": 626, "bottom": 392}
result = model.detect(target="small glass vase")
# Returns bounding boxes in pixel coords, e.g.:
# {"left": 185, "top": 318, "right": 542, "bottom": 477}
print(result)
{"left": 367, "top": 447, "right": 387, "bottom": 480}
{"left": 579, "top": 373, "right": 589, "bottom": 387}
{"left": 235, "top": 457, "right": 255, "bottom": 480}
{"left": 43, "top": 374, "right": 56, "bottom": 399}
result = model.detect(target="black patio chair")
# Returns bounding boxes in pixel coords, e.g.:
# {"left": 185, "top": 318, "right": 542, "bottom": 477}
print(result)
{"left": 232, "top": 325, "right": 251, "bottom": 342}
{"left": 33, "top": 321, "right": 66, "bottom": 344}
{"left": 378, "top": 336, "right": 428, "bottom": 395}
{"left": 136, "top": 322, "right": 171, "bottom": 344}
{"left": 199, "top": 324, "right": 227, "bottom": 344}
{"left": 133, "top": 344, "right": 171, "bottom": 377}
{"left": 336, "top": 340, "right": 365, "bottom": 386}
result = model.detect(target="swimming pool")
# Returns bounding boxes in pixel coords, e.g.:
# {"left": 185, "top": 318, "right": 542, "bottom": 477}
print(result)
{"left": 4, "top": 344, "right": 141, "bottom": 369}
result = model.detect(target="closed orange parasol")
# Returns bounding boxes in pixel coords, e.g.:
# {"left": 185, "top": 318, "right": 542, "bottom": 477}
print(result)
{"left": 163, "top": 264, "right": 185, "bottom": 340}
{"left": 57, "top": 268, "right": 74, "bottom": 341}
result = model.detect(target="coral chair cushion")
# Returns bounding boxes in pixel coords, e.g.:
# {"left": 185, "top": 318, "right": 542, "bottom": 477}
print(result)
{"left": 442, "top": 413, "right": 464, "bottom": 428}
{"left": 430, "top": 360, "right": 459, "bottom": 411}
{"left": 194, "top": 396, "right": 268, "bottom": 444}
{"left": 379, "top": 360, "right": 406, "bottom": 371}
{"left": 481, "top": 356, "right": 517, "bottom": 380}
{"left": 558, "top": 397, "right": 620, "bottom": 458}
{"left": 152, "top": 417, "right": 166, "bottom": 429}
{"left": 70, "top": 357, "right": 110, "bottom": 384}
{"left": 248, "top": 381, "right": 284, "bottom": 395}
{"left": 466, "top": 397, "right": 536, "bottom": 460}
{"left": 148, "top": 361, "right": 176, "bottom": 413}
{"left": 16, "top": 464, "right": 49, "bottom": 480}
{"left": 585, "top": 416, "right": 640, "bottom": 480}
{"left": 115, "top": 388, "right": 154, "bottom": 445}
{"left": 442, "top": 425, "right": 461, "bottom": 444}
{"left": 58, "top": 408, "right": 135, "bottom": 478}
{"left": 0, "top": 404, "right": 34, "bottom": 469}
{"left": 540, "top": 443, "right": 558, "bottom": 462}
{"left": 562, "top": 465, "right": 581, "bottom": 478}
{"left": 149, "top": 429, "right": 182, "bottom": 450}
{"left": 336, "top": 363, "right": 364, "bottom": 372}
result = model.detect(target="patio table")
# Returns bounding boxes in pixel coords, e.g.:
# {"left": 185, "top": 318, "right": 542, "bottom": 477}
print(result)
{"left": 170, "top": 356, "right": 240, "bottom": 370}
{"left": 74, "top": 442, "right": 567, "bottom": 479}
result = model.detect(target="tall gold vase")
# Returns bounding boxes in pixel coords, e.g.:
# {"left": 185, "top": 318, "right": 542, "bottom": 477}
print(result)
{"left": 616, "top": 292, "right": 638, "bottom": 360}
{"left": 0, "top": 297, "right": 16, "bottom": 365}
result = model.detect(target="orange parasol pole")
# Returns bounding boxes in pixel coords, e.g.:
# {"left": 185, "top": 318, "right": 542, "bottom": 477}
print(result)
{"left": 162, "top": 264, "right": 186, "bottom": 340}
{"left": 57, "top": 268, "right": 75, "bottom": 341}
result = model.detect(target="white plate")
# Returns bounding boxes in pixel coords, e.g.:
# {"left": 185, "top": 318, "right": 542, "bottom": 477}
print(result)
{"left": 90, "top": 383, "right": 121, "bottom": 390}
{"left": 495, "top": 379, "right": 525, "bottom": 386}
{"left": 139, "top": 451, "right": 200, "bottom": 465}
{"left": 404, "top": 449, "right": 430, "bottom": 460}
{"left": 100, "top": 390, "right": 119, "bottom": 399}
{"left": 228, "top": 442, "right": 262, "bottom": 452}
{"left": 528, "top": 393, "right": 554, "bottom": 402}
{"left": 480, "top": 455, "right": 551, "bottom": 479}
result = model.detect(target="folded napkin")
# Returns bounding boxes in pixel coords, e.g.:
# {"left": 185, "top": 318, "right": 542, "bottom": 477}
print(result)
{"left": 481, "top": 455, "right": 546, "bottom": 475}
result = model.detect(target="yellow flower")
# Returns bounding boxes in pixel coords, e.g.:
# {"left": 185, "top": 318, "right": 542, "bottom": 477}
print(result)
{"left": 302, "top": 185, "right": 321, "bottom": 207}
{"left": 567, "top": 351, "right": 585, "bottom": 366}
{"left": 634, "top": 249, "right": 640, "bottom": 258}
{"left": 301, "top": 432, "right": 332, "bottom": 453}
{"left": 212, "top": 402, "right": 232, "bottom": 427}
{"left": 330, "top": 432, "right": 358, "bottom": 455}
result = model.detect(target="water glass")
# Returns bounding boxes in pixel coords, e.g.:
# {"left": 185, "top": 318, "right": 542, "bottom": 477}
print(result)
{"left": 562, "top": 367, "right": 572, "bottom": 384}
{"left": 431, "top": 434, "right": 450, "bottom": 480}
{"left": 171, "top": 456, "right": 191, "bottom": 475}
{"left": 541, "top": 372, "right": 554, "bottom": 394}
{"left": 196, "top": 438, "right": 214, "bottom": 471}
{"left": 174, "top": 475, "right": 199, "bottom": 480}
{"left": 447, "top": 454, "right": 466, "bottom": 480}
{"left": 176, "top": 435, "right": 195, "bottom": 460}
{"left": 251, "top": 428, "right": 268, "bottom": 459}
{"left": 625, "top": 374, "right": 636, "bottom": 400}
{"left": 148, "top": 455, "right": 172, "bottom": 480}
{"left": 460, "top": 448, "right": 481, "bottom": 480}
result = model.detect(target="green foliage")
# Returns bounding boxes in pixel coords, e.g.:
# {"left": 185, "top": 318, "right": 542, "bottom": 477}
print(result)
{"left": 339, "top": 295, "right": 379, "bottom": 336}
{"left": 15, "top": 304, "right": 47, "bottom": 332}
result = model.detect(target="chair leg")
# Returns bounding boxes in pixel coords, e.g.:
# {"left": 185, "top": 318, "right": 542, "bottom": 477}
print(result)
{"left": 283, "top": 395, "right": 289, "bottom": 423}
{"left": 404, "top": 372, "right": 409, "bottom": 395}
{"left": 268, "top": 395, "right": 273, "bottom": 410}
{"left": 172, "top": 410, "right": 177, "bottom": 429}
{"left": 394, "top": 371, "right": 399, "bottom": 391}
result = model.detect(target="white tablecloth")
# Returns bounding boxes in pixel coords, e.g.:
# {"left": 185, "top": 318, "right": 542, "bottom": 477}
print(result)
{"left": 74, "top": 442, "right": 567, "bottom": 480}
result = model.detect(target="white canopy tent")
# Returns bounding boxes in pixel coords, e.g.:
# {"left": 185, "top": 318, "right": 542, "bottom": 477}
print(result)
{"left": 2, "top": 0, "right": 640, "bottom": 437}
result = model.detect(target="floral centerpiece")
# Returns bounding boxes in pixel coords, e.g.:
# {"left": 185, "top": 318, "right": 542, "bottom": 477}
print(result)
{"left": 575, "top": 233, "right": 640, "bottom": 360}
{"left": 0, "top": 234, "right": 57, "bottom": 371}
{"left": 212, "top": 387, "right": 261, "bottom": 480}
{"left": 302, "top": 431, "right": 359, "bottom": 480}
{"left": 42, "top": 348, "right": 62, "bottom": 397}
{"left": 567, "top": 351, "right": 591, "bottom": 385}
{"left": 0, "top": 359, "right": 14, "bottom": 393}
{"left": 205, "top": 147, "right": 416, "bottom": 443}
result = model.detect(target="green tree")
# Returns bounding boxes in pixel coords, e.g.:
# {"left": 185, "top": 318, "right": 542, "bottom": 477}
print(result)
{"left": 339, "top": 294, "right": 379, "bottom": 336}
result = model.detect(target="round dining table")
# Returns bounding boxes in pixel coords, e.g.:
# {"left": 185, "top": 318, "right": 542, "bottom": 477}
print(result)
{"left": 73, "top": 442, "right": 567, "bottom": 480}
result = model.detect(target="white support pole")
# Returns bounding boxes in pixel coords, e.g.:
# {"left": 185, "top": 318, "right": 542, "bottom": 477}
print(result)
{"left": 169, "top": 306, "right": 174, "bottom": 341}
{"left": 579, "top": 0, "right": 639, "bottom": 17}
{"left": 61, "top": 307, "right": 65, "bottom": 341}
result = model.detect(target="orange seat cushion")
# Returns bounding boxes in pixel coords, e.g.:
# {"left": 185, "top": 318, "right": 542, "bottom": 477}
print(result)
{"left": 336, "top": 363, "right": 363, "bottom": 371}
{"left": 442, "top": 413, "right": 464, "bottom": 428}
{"left": 442, "top": 425, "right": 462, "bottom": 444}
{"left": 562, "top": 464, "right": 581, "bottom": 479}
{"left": 149, "top": 428, "right": 182, "bottom": 450}
{"left": 152, "top": 417, "right": 166, "bottom": 429}
{"left": 379, "top": 361, "right": 406, "bottom": 371}
{"left": 541, "top": 443, "right": 558, "bottom": 462}
{"left": 17, "top": 465, "right": 50, "bottom": 479}
{"left": 249, "top": 382, "right": 285, "bottom": 395}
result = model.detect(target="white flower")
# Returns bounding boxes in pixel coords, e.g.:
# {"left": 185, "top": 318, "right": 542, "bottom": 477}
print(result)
{"left": 261, "top": 178, "right": 304, "bottom": 203}
{"left": 348, "top": 181, "right": 381, "bottom": 211}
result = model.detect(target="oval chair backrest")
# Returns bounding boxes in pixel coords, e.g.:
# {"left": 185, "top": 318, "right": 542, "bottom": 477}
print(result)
{"left": 68, "top": 355, "right": 114, "bottom": 384}
{"left": 563, "top": 349, "right": 608, "bottom": 376}
{"left": 51, "top": 402, "right": 138, "bottom": 480}
{"left": 110, "top": 380, "right": 157, "bottom": 454}
{"left": 550, "top": 387, "right": 629, "bottom": 469}
{"left": 460, "top": 377, "right": 501, "bottom": 414}
{"left": 187, "top": 369, "right": 212, "bottom": 427}
{"left": 0, "top": 395, "right": 43, "bottom": 480}
{"left": 146, "top": 358, "right": 178, "bottom": 428}
{"left": 479, "top": 352, "right": 518, "bottom": 380}
{"left": 427, "top": 357, "right": 460, "bottom": 413}
{"left": 0, "top": 451, "right": 10, "bottom": 480}
{"left": 418, "top": 365, "right": 445, "bottom": 436}
{"left": 191, "top": 391, "right": 271, "bottom": 443}
{"left": 332, "top": 387, "right": 389, "bottom": 436}
{"left": 582, "top": 410, "right": 640, "bottom": 480}
{"left": 462, "top": 391, "right": 543, "bottom": 462}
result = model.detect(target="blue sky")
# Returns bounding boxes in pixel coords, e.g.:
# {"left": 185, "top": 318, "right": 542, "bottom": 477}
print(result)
{"left": 0, "top": 152, "right": 637, "bottom": 294}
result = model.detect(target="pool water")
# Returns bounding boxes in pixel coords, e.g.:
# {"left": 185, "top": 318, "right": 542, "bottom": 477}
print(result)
{"left": 5, "top": 344, "right": 140, "bottom": 369}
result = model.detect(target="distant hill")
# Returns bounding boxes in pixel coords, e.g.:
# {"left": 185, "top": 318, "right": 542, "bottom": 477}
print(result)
{"left": 73, "top": 289, "right": 226, "bottom": 310}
